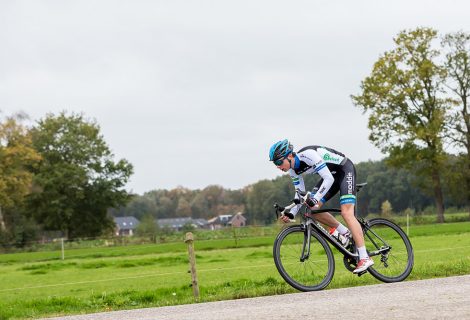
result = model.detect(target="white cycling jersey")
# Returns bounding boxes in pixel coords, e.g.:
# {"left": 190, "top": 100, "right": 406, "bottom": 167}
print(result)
{"left": 289, "top": 145, "right": 349, "bottom": 216}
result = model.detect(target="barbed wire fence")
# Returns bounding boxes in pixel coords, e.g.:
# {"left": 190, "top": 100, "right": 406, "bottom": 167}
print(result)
{"left": 0, "top": 224, "right": 279, "bottom": 259}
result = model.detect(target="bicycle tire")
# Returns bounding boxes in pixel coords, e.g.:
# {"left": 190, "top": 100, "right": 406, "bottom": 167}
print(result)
{"left": 363, "top": 218, "right": 414, "bottom": 283}
{"left": 273, "top": 225, "right": 335, "bottom": 291}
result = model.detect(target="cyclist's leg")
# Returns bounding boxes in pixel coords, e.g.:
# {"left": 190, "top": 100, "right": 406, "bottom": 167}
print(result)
{"left": 338, "top": 160, "right": 364, "bottom": 246}
{"left": 340, "top": 203, "right": 363, "bottom": 246}
{"left": 310, "top": 180, "right": 341, "bottom": 228}
{"left": 338, "top": 160, "right": 373, "bottom": 272}
{"left": 313, "top": 205, "right": 340, "bottom": 227}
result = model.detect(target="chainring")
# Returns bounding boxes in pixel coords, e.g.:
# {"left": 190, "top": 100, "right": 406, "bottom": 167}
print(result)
{"left": 343, "top": 241, "right": 358, "bottom": 272}
{"left": 343, "top": 255, "right": 358, "bottom": 272}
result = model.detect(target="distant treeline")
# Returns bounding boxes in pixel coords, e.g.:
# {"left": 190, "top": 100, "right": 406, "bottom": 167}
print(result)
{"left": 111, "top": 157, "right": 468, "bottom": 225}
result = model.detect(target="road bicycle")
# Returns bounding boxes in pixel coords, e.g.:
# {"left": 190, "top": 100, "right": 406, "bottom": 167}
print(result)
{"left": 272, "top": 183, "right": 414, "bottom": 291}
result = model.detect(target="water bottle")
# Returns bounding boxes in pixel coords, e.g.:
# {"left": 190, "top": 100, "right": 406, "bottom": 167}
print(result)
{"left": 329, "top": 227, "right": 347, "bottom": 246}
{"left": 329, "top": 227, "right": 339, "bottom": 238}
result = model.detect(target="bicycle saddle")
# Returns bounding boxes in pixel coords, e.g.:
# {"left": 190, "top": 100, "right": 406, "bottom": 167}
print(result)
{"left": 355, "top": 182, "right": 367, "bottom": 192}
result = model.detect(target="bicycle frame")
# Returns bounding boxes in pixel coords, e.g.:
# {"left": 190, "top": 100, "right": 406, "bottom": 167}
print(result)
{"left": 273, "top": 182, "right": 413, "bottom": 289}
{"left": 275, "top": 193, "right": 358, "bottom": 261}
{"left": 306, "top": 214, "right": 395, "bottom": 264}
{"left": 300, "top": 209, "right": 359, "bottom": 260}
{"left": 275, "top": 183, "right": 392, "bottom": 263}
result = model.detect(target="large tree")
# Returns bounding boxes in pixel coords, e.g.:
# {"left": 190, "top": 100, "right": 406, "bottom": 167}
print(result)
{"left": 26, "top": 112, "right": 133, "bottom": 238}
{"left": 441, "top": 31, "right": 470, "bottom": 216}
{"left": 0, "top": 114, "right": 41, "bottom": 232}
{"left": 352, "top": 28, "right": 450, "bottom": 222}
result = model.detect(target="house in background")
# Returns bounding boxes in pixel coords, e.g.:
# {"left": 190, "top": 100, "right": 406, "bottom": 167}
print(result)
{"left": 114, "top": 216, "right": 140, "bottom": 236}
{"left": 208, "top": 213, "right": 246, "bottom": 230}
{"left": 157, "top": 217, "right": 209, "bottom": 231}
{"left": 207, "top": 214, "right": 232, "bottom": 230}
{"left": 229, "top": 212, "right": 247, "bottom": 227}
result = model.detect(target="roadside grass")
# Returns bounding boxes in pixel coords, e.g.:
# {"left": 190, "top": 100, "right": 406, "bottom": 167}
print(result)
{"left": 0, "top": 222, "right": 469, "bottom": 319}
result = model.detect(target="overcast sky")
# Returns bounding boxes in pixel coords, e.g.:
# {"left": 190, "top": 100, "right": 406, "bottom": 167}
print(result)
{"left": 1, "top": 1, "right": 469, "bottom": 195}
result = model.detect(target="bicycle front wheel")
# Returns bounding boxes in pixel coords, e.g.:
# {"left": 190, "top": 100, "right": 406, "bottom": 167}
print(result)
{"left": 363, "top": 218, "right": 414, "bottom": 283}
{"left": 273, "top": 225, "right": 334, "bottom": 291}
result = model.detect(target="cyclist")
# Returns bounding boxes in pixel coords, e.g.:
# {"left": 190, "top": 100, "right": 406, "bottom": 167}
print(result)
{"left": 269, "top": 139, "right": 374, "bottom": 274}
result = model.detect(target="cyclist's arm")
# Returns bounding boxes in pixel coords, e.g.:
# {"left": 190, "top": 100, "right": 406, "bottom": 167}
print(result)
{"left": 302, "top": 149, "right": 334, "bottom": 204}
{"left": 289, "top": 170, "right": 304, "bottom": 216}
{"left": 314, "top": 166, "right": 334, "bottom": 203}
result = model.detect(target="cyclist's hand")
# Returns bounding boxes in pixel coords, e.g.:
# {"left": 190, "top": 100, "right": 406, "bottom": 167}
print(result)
{"left": 306, "top": 197, "right": 319, "bottom": 209}
{"left": 280, "top": 212, "right": 294, "bottom": 223}
{"left": 291, "top": 198, "right": 301, "bottom": 205}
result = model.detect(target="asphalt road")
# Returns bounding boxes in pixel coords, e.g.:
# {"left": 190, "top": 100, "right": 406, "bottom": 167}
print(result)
{"left": 45, "top": 275, "right": 470, "bottom": 320}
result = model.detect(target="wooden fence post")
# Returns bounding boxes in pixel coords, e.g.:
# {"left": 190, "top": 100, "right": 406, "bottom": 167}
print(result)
{"left": 406, "top": 212, "right": 410, "bottom": 236}
{"left": 185, "top": 232, "right": 200, "bottom": 300}
{"left": 61, "top": 238, "right": 65, "bottom": 260}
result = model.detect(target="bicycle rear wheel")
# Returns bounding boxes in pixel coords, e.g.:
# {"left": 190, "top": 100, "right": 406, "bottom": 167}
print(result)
{"left": 363, "top": 218, "right": 414, "bottom": 282}
{"left": 273, "top": 225, "right": 334, "bottom": 291}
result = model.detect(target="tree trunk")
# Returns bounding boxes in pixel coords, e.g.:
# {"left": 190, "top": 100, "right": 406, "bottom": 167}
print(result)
{"left": 0, "top": 207, "right": 5, "bottom": 231}
{"left": 431, "top": 170, "right": 445, "bottom": 223}
{"left": 467, "top": 154, "right": 470, "bottom": 220}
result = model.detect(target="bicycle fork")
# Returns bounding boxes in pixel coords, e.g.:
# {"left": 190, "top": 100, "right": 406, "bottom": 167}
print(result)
{"left": 299, "top": 223, "right": 312, "bottom": 262}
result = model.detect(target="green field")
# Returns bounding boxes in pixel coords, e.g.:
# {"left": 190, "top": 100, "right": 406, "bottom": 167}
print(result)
{"left": 1, "top": 222, "right": 470, "bottom": 319}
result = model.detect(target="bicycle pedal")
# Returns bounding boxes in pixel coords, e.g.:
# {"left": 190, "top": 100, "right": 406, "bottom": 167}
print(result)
{"left": 356, "top": 270, "right": 367, "bottom": 277}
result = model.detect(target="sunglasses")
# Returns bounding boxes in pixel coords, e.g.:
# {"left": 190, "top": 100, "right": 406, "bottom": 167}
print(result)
{"left": 273, "top": 157, "right": 285, "bottom": 166}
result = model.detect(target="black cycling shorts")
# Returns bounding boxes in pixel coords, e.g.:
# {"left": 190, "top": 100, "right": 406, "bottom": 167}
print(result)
{"left": 313, "top": 159, "right": 356, "bottom": 205}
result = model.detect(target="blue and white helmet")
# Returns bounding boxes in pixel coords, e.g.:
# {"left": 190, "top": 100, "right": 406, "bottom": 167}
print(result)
{"left": 269, "top": 139, "right": 293, "bottom": 162}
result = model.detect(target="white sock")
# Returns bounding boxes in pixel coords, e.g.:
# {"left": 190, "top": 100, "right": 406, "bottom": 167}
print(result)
{"left": 336, "top": 223, "right": 349, "bottom": 235}
{"left": 358, "top": 246, "right": 369, "bottom": 260}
